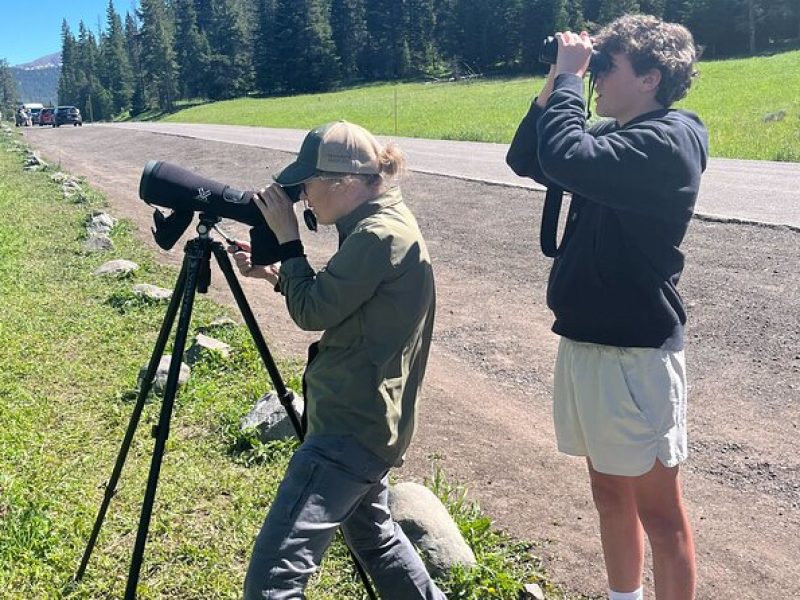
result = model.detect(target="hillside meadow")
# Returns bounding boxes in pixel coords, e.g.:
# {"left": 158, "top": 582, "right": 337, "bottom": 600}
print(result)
{"left": 161, "top": 50, "right": 800, "bottom": 162}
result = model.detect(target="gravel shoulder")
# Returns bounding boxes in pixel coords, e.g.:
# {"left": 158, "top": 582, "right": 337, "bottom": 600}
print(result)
{"left": 23, "top": 126, "right": 800, "bottom": 599}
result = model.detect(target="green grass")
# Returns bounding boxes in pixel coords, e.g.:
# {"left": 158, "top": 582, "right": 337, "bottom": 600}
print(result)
{"left": 161, "top": 50, "right": 800, "bottom": 162}
{"left": 0, "top": 126, "right": 574, "bottom": 598}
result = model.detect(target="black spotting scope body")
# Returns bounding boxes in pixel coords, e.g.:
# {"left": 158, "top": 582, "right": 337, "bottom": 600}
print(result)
{"left": 139, "top": 160, "right": 302, "bottom": 225}
{"left": 139, "top": 160, "right": 302, "bottom": 265}
{"left": 539, "top": 36, "right": 611, "bottom": 73}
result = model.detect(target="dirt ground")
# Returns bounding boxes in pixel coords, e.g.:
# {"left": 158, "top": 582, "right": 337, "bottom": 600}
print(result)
{"left": 23, "top": 126, "right": 800, "bottom": 599}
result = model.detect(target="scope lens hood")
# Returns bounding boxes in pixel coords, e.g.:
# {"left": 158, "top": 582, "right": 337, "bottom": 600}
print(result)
{"left": 139, "top": 159, "right": 162, "bottom": 203}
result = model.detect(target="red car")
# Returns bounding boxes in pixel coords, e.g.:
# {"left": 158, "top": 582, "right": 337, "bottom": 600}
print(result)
{"left": 39, "top": 108, "right": 55, "bottom": 126}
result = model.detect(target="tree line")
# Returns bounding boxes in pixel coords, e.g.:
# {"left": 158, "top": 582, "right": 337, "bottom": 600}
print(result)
{"left": 8, "top": 0, "right": 799, "bottom": 121}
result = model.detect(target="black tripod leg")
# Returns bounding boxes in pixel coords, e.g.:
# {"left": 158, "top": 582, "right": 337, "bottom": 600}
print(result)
{"left": 124, "top": 240, "right": 206, "bottom": 600}
{"left": 74, "top": 261, "right": 189, "bottom": 583}
{"left": 212, "top": 244, "right": 378, "bottom": 600}
{"left": 212, "top": 244, "right": 303, "bottom": 439}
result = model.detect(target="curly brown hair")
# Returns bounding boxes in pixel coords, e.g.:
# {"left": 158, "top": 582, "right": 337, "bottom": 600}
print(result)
{"left": 595, "top": 14, "right": 698, "bottom": 107}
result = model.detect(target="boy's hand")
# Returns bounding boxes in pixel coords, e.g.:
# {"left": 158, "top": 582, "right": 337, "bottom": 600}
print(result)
{"left": 555, "top": 30, "right": 593, "bottom": 78}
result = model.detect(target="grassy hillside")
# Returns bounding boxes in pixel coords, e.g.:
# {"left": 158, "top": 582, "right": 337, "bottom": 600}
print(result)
{"left": 162, "top": 50, "right": 800, "bottom": 162}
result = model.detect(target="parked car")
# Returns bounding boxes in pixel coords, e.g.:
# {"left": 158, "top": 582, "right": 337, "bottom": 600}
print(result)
{"left": 54, "top": 106, "right": 82, "bottom": 127}
{"left": 29, "top": 108, "right": 42, "bottom": 125}
{"left": 39, "top": 107, "right": 55, "bottom": 126}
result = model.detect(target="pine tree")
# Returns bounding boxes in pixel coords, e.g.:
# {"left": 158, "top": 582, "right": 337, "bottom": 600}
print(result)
{"left": 663, "top": 0, "right": 692, "bottom": 22}
{"left": 640, "top": 0, "right": 666, "bottom": 17}
{"left": 405, "top": 0, "right": 438, "bottom": 75}
{"left": 194, "top": 0, "right": 215, "bottom": 34}
{"left": 58, "top": 20, "right": 79, "bottom": 105}
{"left": 0, "top": 59, "right": 20, "bottom": 119}
{"left": 520, "top": 0, "right": 561, "bottom": 70}
{"left": 205, "top": 0, "right": 254, "bottom": 100}
{"left": 432, "top": 0, "right": 459, "bottom": 63}
{"left": 272, "top": 0, "right": 341, "bottom": 92}
{"left": 174, "top": 0, "right": 210, "bottom": 99}
{"left": 138, "top": 0, "right": 179, "bottom": 111}
{"left": 598, "top": 0, "right": 641, "bottom": 23}
{"left": 451, "top": 0, "right": 519, "bottom": 73}
{"left": 75, "top": 21, "right": 113, "bottom": 121}
{"left": 330, "top": 0, "right": 367, "bottom": 82}
{"left": 124, "top": 12, "right": 148, "bottom": 115}
{"left": 685, "top": 0, "right": 745, "bottom": 57}
{"left": 253, "top": 0, "right": 278, "bottom": 94}
{"left": 100, "top": 0, "right": 134, "bottom": 115}
{"left": 253, "top": 0, "right": 279, "bottom": 94}
{"left": 362, "top": 0, "right": 409, "bottom": 79}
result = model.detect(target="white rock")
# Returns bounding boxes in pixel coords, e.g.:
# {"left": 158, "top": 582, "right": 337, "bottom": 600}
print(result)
{"left": 93, "top": 259, "right": 138, "bottom": 277}
{"left": 132, "top": 283, "right": 173, "bottom": 301}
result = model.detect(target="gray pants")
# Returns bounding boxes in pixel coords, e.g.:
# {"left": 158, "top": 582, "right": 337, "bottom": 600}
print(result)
{"left": 244, "top": 435, "right": 446, "bottom": 600}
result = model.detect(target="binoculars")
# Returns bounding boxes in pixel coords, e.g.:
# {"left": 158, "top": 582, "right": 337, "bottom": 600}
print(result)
{"left": 539, "top": 36, "right": 611, "bottom": 73}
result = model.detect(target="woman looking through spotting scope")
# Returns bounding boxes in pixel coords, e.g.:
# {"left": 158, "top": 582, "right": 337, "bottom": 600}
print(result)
{"left": 230, "top": 120, "right": 445, "bottom": 600}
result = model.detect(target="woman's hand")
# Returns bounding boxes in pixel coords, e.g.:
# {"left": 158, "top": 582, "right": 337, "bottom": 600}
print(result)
{"left": 253, "top": 184, "right": 300, "bottom": 244}
{"left": 555, "top": 30, "right": 593, "bottom": 78}
{"left": 227, "top": 240, "right": 280, "bottom": 286}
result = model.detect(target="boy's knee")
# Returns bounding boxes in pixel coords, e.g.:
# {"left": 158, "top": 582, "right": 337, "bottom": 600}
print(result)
{"left": 590, "top": 478, "right": 634, "bottom": 516}
{"left": 637, "top": 507, "right": 688, "bottom": 544}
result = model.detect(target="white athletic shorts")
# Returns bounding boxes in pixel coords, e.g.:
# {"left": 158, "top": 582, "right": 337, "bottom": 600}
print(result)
{"left": 553, "top": 337, "right": 688, "bottom": 477}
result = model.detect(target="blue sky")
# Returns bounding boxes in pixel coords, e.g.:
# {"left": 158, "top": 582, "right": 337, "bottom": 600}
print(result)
{"left": 0, "top": 0, "right": 138, "bottom": 66}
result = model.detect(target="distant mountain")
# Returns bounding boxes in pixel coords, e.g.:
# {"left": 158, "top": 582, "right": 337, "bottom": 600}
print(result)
{"left": 13, "top": 52, "right": 61, "bottom": 105}
{"left": 16, "top": 52, "right": 61, "bottom": 70}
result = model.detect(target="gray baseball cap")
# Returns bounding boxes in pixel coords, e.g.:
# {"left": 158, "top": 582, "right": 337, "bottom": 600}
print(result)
{"left": 273, "top": 120, "right": 382, "bottom": 186}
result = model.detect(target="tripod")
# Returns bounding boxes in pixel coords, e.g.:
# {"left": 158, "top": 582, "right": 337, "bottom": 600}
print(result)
{"left": 75, "top": 214, "right": 376, "bottom": 599}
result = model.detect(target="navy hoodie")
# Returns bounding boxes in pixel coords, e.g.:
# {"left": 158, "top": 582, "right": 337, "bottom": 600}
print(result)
{"left": 506, "top": 74, "right": 709, "bottom": 350}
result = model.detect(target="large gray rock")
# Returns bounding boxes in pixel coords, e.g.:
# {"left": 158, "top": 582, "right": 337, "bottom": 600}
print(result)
{"left": 23, "top": 151, "right": 47, "bottom": 170}
{"left": 388, "top": 482, "right": 476, "bottom": 577}
{"left": 85, "top": 212, "right": 116, "bottom": 235}
{"left": 241, "top": 391, "right": 305, "bottom": 442}
{"left": 137, "top": 356, "right": 191, "bottom": 396}
{"left": 84, "top": 234, "right": 114, "bottom": 252}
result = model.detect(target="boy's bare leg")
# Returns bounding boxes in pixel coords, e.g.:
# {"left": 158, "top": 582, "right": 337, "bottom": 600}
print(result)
{"left": 632, "top": 461, "right": 696, "bottom": 600}
{"left": 587, "top": 459, "right": 645, "bottom": 592}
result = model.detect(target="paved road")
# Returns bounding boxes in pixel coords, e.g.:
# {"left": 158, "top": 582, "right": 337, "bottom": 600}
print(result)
{"left": 106, "top": 122, "right": 800, "bottom": 229}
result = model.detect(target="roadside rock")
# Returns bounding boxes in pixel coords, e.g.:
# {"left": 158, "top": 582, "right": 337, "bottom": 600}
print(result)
{"left": 388, "top": 481, "right": 476, "bottom": 577}
{"left": 132, "top": 283, "right": 172, "bottom": 302}
{"left": 241, "top": 391, "right": 305, "bottom": 442}
{"left": 94, "top": 259, "right": 138, "bottom": 277}
{"left": 84, "top": 233, "right": 114, "bottom": 252}
{"left": 137, "top": 355, "right": 191, "bottom": 396}
{"left": 185, "top": 332, "right": 232, "bottom": 364}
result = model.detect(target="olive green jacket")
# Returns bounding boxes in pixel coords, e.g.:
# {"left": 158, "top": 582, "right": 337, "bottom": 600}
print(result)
{"left": 278, "top": 187, "right": 435, "bottom": 466}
